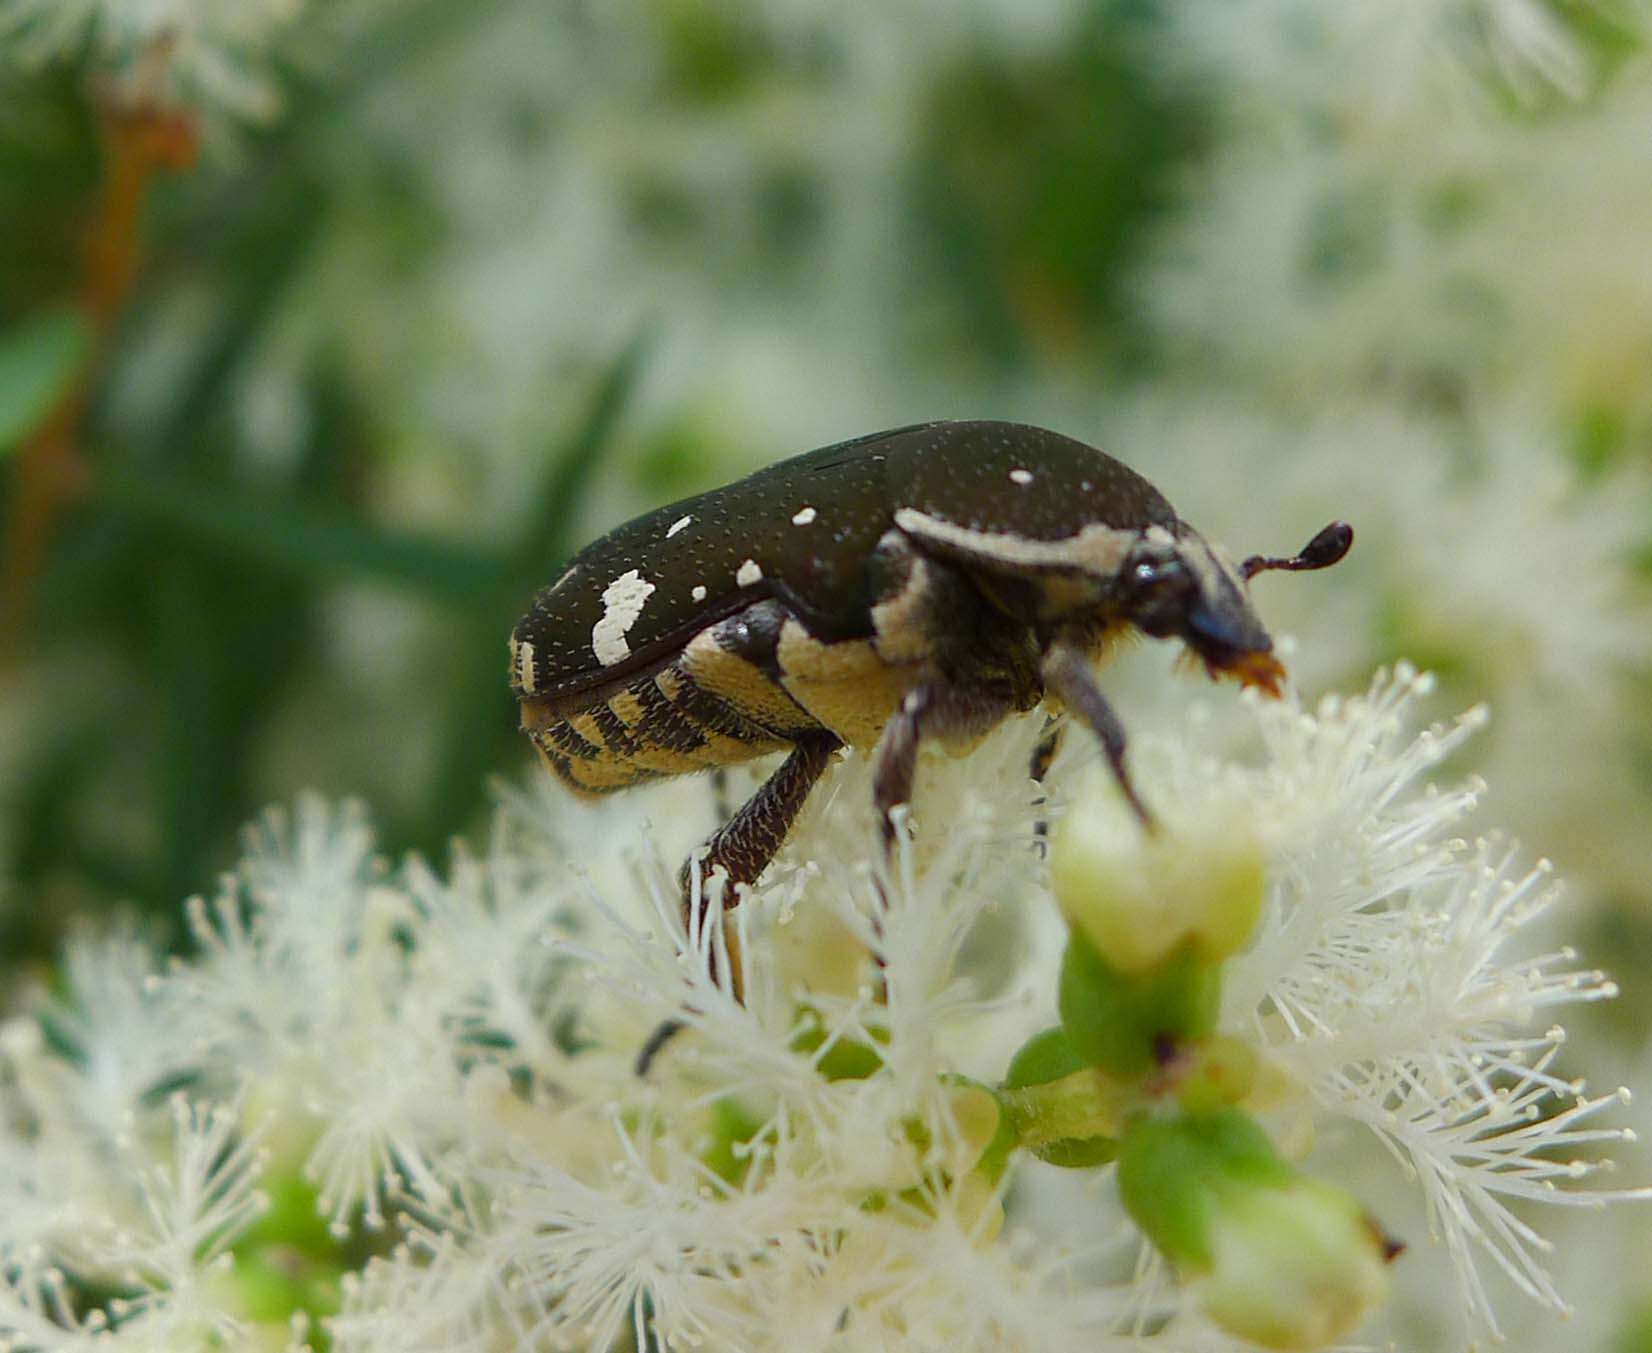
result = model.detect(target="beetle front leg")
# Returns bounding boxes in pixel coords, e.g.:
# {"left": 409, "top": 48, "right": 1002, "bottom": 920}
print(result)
{"left": 1040, "top": 644, "right": 1157, "bottom": 832}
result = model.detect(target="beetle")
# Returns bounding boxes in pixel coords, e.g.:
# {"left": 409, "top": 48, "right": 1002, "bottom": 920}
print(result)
{"left": 510, "top": 419, "right": 1349, "bottom": 990}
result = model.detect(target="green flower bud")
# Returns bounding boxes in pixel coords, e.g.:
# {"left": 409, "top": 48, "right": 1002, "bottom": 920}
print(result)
{"left": 1119, "top": 1109, "right": 1396, "bottom": 1352}
{"left": 1175, "top": 1035, "right": 1260, "bottom": 1115}
{"left": 1058, "top": 927, "right": 1222, "bottom": 1081}
{"left": 702, "top": 1096, "right": 766, "bottom": 1185}
{"left": 1051, "top": 786, "right": 1266, "bottom": 974}
{"left": 221, "top": 1171, "right": 344, "bottom": 1334}
{"left": 945, "top": 1083, "right": 1006, "bottom": 1179}
{"left": 790, "top": 1006, "right": 887, "bottom": 1080}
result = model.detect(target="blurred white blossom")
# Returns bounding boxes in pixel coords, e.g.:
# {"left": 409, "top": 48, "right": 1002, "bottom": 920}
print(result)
{"left": 0, "top": 0, "right": 315, "bottom": 122}
{"left": 1149, "top": 0, "right": 1652, "bottom": 410}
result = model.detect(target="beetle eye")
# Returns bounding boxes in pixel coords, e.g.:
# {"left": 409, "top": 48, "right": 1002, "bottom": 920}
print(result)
{"left": 1130, "top": 557, "right": 1183, "bottom": 591}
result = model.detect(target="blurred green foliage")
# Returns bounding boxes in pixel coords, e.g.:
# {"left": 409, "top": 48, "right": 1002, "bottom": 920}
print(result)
{"left": 0, "top": 309, "right": 87, "bottom": 451}
{"left": 0, "top": 0, "right": 1197, "bottom": 966}
{"left": 906, "top": 2, "right": 1190, "bottom": 372}
{"left": 0, "top": 0, "right": 654, "bottom": 961}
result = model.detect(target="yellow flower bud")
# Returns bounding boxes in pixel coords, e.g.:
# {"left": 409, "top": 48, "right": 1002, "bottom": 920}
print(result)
{"left": 945, "top": 1082, "right": 1006, "bottom": 1177}
{"left": 1199, "top": 1178, "right": 1393, "bottom": 1351}
{"left": 951, "top": 1171, "right": 1005, "bottom": 1243}
{"left": 1051, "top": 781, "right": 1266, "bottom": 974}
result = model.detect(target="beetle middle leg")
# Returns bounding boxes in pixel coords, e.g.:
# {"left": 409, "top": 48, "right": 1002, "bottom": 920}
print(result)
{"left": 1029, "top": 716, "right": 1066, "bottom": 854}
{"left": 861, "top": 681, "right": 1018, "bottom": 999}
{"left": 872, "top": 683, "right": 1018, "bottom": 855}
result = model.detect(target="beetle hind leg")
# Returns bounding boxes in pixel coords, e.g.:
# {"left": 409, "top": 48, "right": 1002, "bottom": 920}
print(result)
{"left": 682, "top": 730, "right": 843, "bottom": 904}
{"left": 685, "top": 730, "right": 843, "bottom": 998}
{"left": 638, "top": 731, "right": 842, "bottom": 1076}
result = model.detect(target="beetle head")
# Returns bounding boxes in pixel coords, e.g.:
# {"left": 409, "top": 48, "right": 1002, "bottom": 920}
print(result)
{"left": 1111, "top": 520, "right": 1352, "bottom": 697}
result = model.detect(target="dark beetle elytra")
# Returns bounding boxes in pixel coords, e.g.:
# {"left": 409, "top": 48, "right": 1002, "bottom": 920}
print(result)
{"left": 510, "top": 419, "right": 1350, "bottom": 935}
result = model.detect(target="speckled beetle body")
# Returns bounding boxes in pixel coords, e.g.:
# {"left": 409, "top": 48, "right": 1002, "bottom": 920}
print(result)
{"left": 511, "top": 419, "right": 1349, "bottom": 914}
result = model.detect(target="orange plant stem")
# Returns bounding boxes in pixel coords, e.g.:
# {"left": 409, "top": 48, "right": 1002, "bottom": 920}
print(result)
{"left": 0, "top": 105, "right": 196, "bottom": 656}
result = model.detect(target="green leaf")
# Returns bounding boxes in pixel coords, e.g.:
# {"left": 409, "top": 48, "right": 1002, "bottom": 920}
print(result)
{"left": 97, "top": 465, "right": 503, "bottom": 605}
{"left": 1030, "top": 1137, "right": 1117, "bottom": 1169}
{"left": 508, "top": 327, "right": 657, "bottom": 585}
{"left": 0, "top": 307, "right": 87, "bottom": 451}
{"left": 1003, "top": 1026, "right": 1087, "bottom": 1089}
{"left": 404, "top": 331, "right": 656, "bottom": 859}
{"left": 141, "top": 174, "right": 328, "bottom": 460}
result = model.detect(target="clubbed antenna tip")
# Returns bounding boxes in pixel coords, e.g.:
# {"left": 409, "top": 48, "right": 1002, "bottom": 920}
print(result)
{"left": 1241, "top": 520, "right": 1353, "bottom": 581}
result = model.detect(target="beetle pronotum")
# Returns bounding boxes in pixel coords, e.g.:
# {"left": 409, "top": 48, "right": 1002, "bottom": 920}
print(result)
{"left": 510, "top": 420, "right": 1350, "bottom": 1050}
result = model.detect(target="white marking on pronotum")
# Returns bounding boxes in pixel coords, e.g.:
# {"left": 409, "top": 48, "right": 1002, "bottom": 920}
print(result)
{"left": 592, "top": 568, "right": 655, "bottom": 666}
{"left": 791, "top": 506, "right": 817, "bottom": 526}
{"left": 512, "top": 638, "right": 537, "bottom": 693}
{"left": 1009, "top": 468, "right": 1033, "bottom": 485}
{"left": 667, "top": 515, "right": 693, "bottom": 538}
{"left": 736, "top": 558, "right": 763, "bottom": 587}
{"left": 894, "top": 507, "right": 1135, "bottom": 577}
{"left": 691, "top": 584, "right": 708, "bottom": 602}
{"left": 550, "top": 564, "right": 578, "bottom": 592}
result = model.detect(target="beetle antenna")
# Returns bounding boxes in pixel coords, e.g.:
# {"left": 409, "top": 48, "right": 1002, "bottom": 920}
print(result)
{"left": 1241, "top": 521, "right": 1353, "bottom": 581}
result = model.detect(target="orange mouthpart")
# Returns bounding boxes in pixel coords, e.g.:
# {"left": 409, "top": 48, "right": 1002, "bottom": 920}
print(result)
{"left": 1227, "top": 650, "right": 1287, "bottom": 698}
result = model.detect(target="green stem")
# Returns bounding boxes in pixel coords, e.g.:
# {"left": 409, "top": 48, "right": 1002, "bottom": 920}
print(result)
{"left": 1000, "top": 1067, "right": 1132, "bottom": 1147}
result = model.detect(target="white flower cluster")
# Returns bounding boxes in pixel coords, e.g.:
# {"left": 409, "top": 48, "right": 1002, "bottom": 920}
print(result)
{"left": 0, "top": 666, "right": 1640, "bottom": 1350}
{"left": 0, "top": 0, "right": 313, "bottom": 122}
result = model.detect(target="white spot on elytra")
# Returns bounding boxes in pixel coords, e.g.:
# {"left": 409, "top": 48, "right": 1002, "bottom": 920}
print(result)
{"left": 691, "top": 584, "right": 708, "bottom": 602}
{"left": 512, "top": 638, "right": 537, "bottom": 693}
{"left": 736, "top": 558, "right": 763, "bottom": 587}
{"left": 666, "top": 515, "right": 692, "bottom": 538}
{"left": 792, "top": 506, "right": 817, "bottom": 526}
{"left": 1009, "top": 468, "right": 1033, "bottom": 485}
{"left": 591, "top": 568, "right": 655, "bottom": 666}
